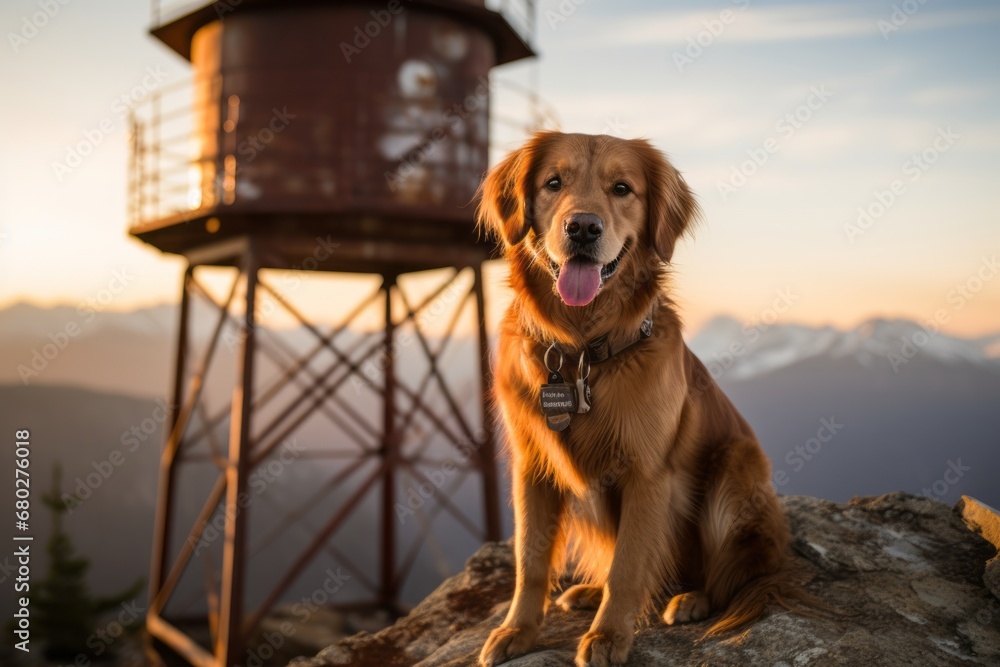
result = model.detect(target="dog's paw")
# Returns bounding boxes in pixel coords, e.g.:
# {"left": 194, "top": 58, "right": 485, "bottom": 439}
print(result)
{"left": 479, "top": 623, "right": 539, "bottom": 667}
{"left": 556, "top": 584, "right": 604, "bottom": 611}
{"left": 575, "top": 627, "right": 633, "bottom": 667}
{"left": 663, "top": 590, "right": 711, "bottom": 625}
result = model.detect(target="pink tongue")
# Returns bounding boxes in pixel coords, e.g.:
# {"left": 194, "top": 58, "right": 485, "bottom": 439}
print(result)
{"left": 557, "top": 258, "right": 602, "bottom": 306}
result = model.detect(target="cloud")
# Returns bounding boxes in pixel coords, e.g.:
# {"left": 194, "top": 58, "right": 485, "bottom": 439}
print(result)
{"left": 589, "top": 4, "right": 1000, "bottom": 47}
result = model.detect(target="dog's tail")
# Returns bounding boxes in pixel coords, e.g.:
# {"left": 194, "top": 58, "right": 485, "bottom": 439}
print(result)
{"left": 704, "top": 566, "right": 834, "bottom": 637}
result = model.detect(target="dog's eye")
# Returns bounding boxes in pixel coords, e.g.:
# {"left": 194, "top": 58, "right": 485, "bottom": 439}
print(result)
{"left": 545, "top": 177, "right": 561, "bottom": 192}
{"left": 613, "top": 182, "right": 631, "bottom": 196}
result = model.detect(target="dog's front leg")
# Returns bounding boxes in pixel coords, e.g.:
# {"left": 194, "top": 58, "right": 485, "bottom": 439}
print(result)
{"left": 576, "top": 474, "right": 673, "bottom": 667}
{"left": 480, "top": 453, "right": 564, "bottom": 666}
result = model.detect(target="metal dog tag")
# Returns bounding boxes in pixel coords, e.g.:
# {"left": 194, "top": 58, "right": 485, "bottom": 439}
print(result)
{"left": 540, "top": 370, "right": 577, "bottom": 416}
{"left": 545, "top": 412, "right": 572, "bottom": 431}
{"left": 541, "top": 345, "right": 574, "bottom": 431}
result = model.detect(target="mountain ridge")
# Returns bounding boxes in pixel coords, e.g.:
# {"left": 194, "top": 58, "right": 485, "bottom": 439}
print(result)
{"left": 689, "top": 313, "right": 1000, "bottom": 381}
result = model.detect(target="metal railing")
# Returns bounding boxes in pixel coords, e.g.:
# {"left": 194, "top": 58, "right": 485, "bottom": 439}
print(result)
{"left": 128, "top": 74, "right": 209, "bottom": 227}
{"left": 127, "top": 70, "right": 557, "bottom": 229}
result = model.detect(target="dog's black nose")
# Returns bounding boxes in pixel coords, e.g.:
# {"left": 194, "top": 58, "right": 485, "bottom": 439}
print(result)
{"left": 564, "top": 213, "right": 604, "bottom": 245}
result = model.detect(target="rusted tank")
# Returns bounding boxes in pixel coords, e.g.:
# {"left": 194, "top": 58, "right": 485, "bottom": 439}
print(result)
{"left": 132, "top": 0, "right": 532, "bottom": 263}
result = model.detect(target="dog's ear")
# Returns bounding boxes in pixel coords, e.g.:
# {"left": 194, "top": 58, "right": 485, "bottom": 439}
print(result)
{"left": 477, "top": 136, "right": 545, "bottom": 247}
{"left": 638, "top": 141, "right": 700, "bottom": 263}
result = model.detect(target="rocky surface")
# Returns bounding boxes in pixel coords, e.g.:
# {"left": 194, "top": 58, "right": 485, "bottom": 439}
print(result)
{"left": 290, "top": 494, "right": 1000, "bottom": 666}
{"left": 958, "top": 496, "right": 1000, "bottom": 602}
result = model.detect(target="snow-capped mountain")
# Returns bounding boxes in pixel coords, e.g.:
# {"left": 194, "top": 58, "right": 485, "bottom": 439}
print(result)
{"left": 1, "top": 303, "right": 998, "bottom": 510}
{"left": 683, "top": 315, "right": 1000, "bottom": 510}
{"left": 688, "top": 315, "right": 1000, "bottom": 381}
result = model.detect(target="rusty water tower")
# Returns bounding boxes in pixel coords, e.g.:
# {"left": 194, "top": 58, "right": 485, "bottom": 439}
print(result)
{"left": 128, "top": 1, "right": 534, "bottom": 664}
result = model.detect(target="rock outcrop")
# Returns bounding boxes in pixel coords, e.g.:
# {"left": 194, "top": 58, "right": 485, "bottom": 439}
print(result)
{"left": 957, "top": 496, "right": 1000, "bottom": 603}
{"left": 290, "top": 494, "right": 1000, "bottom": 666}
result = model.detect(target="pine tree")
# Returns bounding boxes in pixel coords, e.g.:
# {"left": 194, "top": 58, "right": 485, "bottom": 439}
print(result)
{"left": 35, "top": 464, "right": 144, "bottom": 660}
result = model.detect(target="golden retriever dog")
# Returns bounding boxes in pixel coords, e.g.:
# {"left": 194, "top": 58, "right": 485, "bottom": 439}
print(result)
{"left": 477, "top": 132, "right": 804, "bottom": 667}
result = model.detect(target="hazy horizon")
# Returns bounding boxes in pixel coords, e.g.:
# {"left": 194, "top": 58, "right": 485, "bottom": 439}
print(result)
{"left": 1, "top": 293, "right": 997, "bottom": 341}
{"left": 1, "top": 0, "right": 998, "bottom": 337}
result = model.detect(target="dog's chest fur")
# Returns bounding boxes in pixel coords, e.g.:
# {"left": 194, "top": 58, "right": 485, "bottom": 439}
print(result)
{"left": 514, "top": 336, "right": 684, "bottom": 495}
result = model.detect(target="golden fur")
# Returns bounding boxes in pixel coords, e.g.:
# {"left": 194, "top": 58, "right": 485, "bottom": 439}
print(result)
{"left": 477, "top": 132, "right": 803, "bottom": 667}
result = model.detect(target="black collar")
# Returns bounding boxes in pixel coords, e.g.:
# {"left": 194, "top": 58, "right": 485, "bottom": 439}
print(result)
{"left": 550, "top": 304, "right": 655, "bottom": 365}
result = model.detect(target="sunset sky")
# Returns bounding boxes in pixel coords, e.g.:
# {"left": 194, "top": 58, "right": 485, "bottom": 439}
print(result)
{"left": 1, "top": 0, "right": 998, "bottom": 337}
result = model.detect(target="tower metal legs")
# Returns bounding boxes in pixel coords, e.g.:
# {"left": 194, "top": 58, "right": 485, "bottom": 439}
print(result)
{"left": 146, "top": 241, "right": 502, "bottom": 666}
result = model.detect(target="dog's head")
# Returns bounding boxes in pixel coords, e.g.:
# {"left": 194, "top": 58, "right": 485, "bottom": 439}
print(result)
{"left": 477, "top": 132, "right": 699, "bottom": 307}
